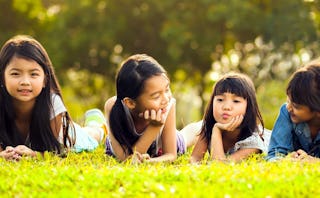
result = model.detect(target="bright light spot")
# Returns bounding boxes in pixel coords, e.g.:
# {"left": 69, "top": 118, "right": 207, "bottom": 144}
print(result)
{"left": 47, "top": 5, "right": 60, "bottom": 16}
{"left": 170, "top": 187, "right": 176, "bottom": 194}
{"left": 230, "top": 52, "right": 239, "bottom": 67}
{"left": 211, "top": 61, "right": 221, "bottom": 71}
{"left": 114, "top": 44, "right": 123, "bottom": 54}
{"left": 209, "top": 71, "right": 220, "bottom": 81}
{"left": 246, "top": 54, "right": 261, "bottom": 67}
{"left": 301, "top": 52, "right": 310, "bottom": 62}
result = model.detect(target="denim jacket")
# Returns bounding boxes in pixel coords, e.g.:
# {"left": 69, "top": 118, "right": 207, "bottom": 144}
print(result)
{"left": 266, "top": 104, "right": 320, "bottom": 161}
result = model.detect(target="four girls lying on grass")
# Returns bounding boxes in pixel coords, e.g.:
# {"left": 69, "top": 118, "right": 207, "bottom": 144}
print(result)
{"left": 1, "top": 34, "right": 319, "bottom": 163}
{"left": 190, "top": 72, "right": 271, "bottom": 163}
{"left": 0, "top": 35, "right": 107, "bottom": 161}
{"left": 267, "top": 61, "right": 320, "bottom": 162}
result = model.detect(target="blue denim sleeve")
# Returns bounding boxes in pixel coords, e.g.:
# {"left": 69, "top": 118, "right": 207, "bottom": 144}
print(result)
{"left": 266, "top": 104, "right": 294, "bottom": 161}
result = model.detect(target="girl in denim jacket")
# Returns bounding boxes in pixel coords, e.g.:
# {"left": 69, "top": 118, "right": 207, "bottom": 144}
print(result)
{"left": 267, "top": 62, "right": 320, "bottom": 162}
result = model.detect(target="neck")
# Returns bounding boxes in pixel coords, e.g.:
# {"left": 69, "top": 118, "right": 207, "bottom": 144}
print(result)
{"left": 222, "top": 128, "right": 241, "bottom": 141}
{"left": 13, "top": 100, "right": 35, "bottom": 122}
{"left": 132, "top": 113, "right": 149, "bottom": 134}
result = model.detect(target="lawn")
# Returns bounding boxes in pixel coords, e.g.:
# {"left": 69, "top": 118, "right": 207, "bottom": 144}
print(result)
{"left": 1, "top": 146, "right": 319, "bottom": 198}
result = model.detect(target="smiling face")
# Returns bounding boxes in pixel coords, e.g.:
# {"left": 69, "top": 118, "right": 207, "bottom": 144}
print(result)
{"left": 4, "top": 56, "right": 45, "bottom": 106}
{"left": 133, "top": 74, "right": 172, "bottom": 116}
{"left": 213, "top": 92, "right": 247, "bottom": 124}
{"left": 286, "top": 96, "right": 316, "bottom": 124}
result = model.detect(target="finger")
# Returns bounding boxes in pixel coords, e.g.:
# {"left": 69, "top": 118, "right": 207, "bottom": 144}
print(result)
{"left": 142, "top": 153, "right": 151, "bottom": 160}
{"left": 5, "top": 146, "right": 14, "bottom": 151}
{"left": 156, "top": 109, "right": 162, "bottom": 122}
{"left": 296, "top": 149, "right": 307, "bottom": 155}
{"left": 230, "top": 115, "right": 243, "bottom": 130}
{"left": 288, "top": 152, "right": 299, "bottom": 158}
{"left": 150, "top": 109, "right": 156, "bottom": 120}
{"left": 144, "top": 110, "right": 150, "bottom": 120}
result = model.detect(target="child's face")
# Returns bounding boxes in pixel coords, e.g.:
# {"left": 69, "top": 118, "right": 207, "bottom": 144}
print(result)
{"left": 286, "top": 96, "right": 316, "bottom": 124}
{"left": 133, "top": 74, "right": 172, "bottom": 115}
{"left": 213, "top": 92, "right": 247, "bottom": 124}
{"left": 4, "top": 56, "right": 45, "bottom": 105}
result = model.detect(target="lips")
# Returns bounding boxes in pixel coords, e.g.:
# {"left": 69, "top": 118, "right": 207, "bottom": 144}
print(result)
{"left": 222, "top": 113, "right": 231, "bottom": 119}
{"left": 18, "top": 89, "right": 32, "bottom": 95}
{"left": 161, "top": 107, "right": 167, "bottom": 114}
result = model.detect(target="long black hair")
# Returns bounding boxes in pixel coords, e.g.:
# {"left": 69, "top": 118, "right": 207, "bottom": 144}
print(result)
{"left": 200, "top": 72, "right": 264, "bottom": 145}
{"left": 109, "top": 54, "right": 167, "bottom": 155}
{"left": 0, "top": 35, "right": 73, "bottom": 153}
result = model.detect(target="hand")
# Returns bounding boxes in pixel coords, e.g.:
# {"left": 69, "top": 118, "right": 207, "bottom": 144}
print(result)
{"left": 14, "top": 145, "right": 37, "bottom": 157}
{"left": 139, "top": 109, "right": 165, "bottom": 126}
{"left": 288, "top": 149, "right": 317, "bottom": 162}
{"left": 214, "top": 115, "right": 244, "bottom": 132}
{"left": 0, "top": 146, "right": 22, "bottom": 161}
{"left": 130, "top": 151, "right": 151, "bottom": 164}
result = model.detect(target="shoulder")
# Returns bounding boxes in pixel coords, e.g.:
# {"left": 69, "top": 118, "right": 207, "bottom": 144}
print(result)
{"left": 233, "top": 131, "right": 266, "bottom": 152}
{"left": 279, "top": 103, "right": 289, "bottom": 115}
{"left": 50, "top": 93, "right": 67, "bottom": 117}
{"left": 104, "top": 96, "right": 117, "bottom": 116}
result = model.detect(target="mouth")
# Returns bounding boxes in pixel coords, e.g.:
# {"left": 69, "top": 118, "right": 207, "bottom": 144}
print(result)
{"left": 289, "top": 113, "right": 296, "bottom": 120}
{"left": 222, "top": 113, "right": 231, "bottom": 119}
{"left": 18, "top": 89, "right": 32, "bottom": 95}
{"left": 161, "top": 107, "right": 168, "bottom": 114}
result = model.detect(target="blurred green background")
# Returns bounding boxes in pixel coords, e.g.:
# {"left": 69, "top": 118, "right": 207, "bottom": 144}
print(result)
{"left": 1, "top": 0, "right": 320, "bottom": 129}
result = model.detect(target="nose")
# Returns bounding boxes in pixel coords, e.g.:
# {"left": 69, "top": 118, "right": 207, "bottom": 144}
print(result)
{"left": 222, "top": 101, "right": 232, "bottom": 110}
{"left": 286, "top": 102, "right": 292, "bottom": 112}
{"left": 20, "top": 75, "right": 30, "bottom": 86}
{"left": 162, "top": 92, "right": 171, "bottom": 105}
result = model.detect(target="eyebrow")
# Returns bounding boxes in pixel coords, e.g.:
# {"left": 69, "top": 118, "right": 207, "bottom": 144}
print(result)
{"left": 9, "top": 68, "right": 42, "bottom": 72}
{"left": 149, "top": 82, "right": 170, "bottom": 97}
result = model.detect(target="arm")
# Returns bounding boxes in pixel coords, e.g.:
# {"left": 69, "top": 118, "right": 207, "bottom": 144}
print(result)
{"left": 210, "top": 125, "right": 227, "bottom": 161}
{"left": 50, "top": 113, "right": 63, "bottom": 139}
{"left": 146, "top": 102, "right": 177, "bottom": 162}
{"left": 104, "top": 97, "right": 164, "bottom": 161}
{"left": 190, "top": 133, "right": 208, "bottom": 163}
{"left": 267, "top": 104, "right": 294, "bottom": 161}
{"left": 210, "top": 125, "right": 261, "bottom": 162}
{"left": 104, "top": 96, "right": 129, "bottom": 161}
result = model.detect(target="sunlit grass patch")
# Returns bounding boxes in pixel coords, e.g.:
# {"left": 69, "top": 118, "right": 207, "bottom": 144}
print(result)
{"left": 1, "top": 147, "right": 319, "bottom": 197}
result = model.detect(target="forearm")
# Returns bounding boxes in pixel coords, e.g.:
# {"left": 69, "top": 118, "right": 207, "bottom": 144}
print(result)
{"left": 210, "top": 127, "right": 226, "bottom": 160}
{"left": 133, "top": 125, "right": 162, "bottom": 153}
{"left": 147, "top": 152, "right": 177, "bottom": 163}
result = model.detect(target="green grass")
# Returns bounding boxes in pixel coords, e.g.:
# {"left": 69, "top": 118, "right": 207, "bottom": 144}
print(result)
{"left": 1, "top": 146, "right": 319, "bottom": 198}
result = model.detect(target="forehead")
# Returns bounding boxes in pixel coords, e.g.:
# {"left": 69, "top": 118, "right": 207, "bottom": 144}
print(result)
{"left": 6, "top": 56, "right": 43, "bottom": 71}
{"left": 141, "top": 74, "right": 169, "bottom": 95}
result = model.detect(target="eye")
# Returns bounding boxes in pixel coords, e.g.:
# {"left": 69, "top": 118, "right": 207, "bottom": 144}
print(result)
{"left": 152, "top": 94, "right": 161, "bottom": 99}
{"left": 215, "top": 97, "right": 223, "bottom": 102}
{"left": 31, "top": 72, "right": 40, "bottom": 77}
{"left": 10, "top": 72, "right": 19, "bottom": 76}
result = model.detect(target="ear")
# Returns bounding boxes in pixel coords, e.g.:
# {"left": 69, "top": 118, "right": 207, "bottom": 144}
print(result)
{"left": 122, "top": 97, "right": 136, "bottom": 110}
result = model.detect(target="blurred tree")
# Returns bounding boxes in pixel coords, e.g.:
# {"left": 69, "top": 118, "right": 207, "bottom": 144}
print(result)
{"left": 1, "top": 0, "right": 319, "bottom": 124}
{"left": 0, "top": 0, "right": 49, "bottom": 44}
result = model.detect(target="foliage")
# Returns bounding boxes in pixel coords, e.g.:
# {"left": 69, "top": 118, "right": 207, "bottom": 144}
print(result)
{"left": 1, "top": 0, "right": 320, "bottom": 127}
{"left": 1, "top": 147, "right": 320, "bottom": 197}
